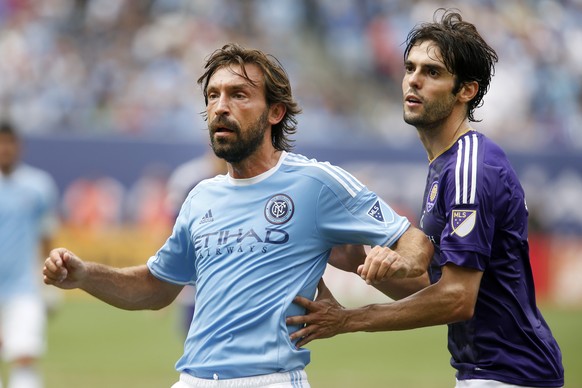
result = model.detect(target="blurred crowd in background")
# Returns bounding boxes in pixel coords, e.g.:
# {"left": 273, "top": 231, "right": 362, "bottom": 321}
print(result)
{"left": 2, "top": 0, "right": 582, "bottom": 236}
{"left": 1, "top": 0, "right": 581, "bottom": 149}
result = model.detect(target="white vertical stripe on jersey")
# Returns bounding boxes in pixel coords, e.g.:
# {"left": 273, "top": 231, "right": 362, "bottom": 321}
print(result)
{"left": 470, "top": 134, "right": 478, "bottom": 204}
{"left": 455, "top": 138, "right": 463, "bottom": 205}
{"left": 455, "top": 134, "right": 478, "bottom": 205}
{"left": 462, "top": 136, "right": 471, "bottom": 204}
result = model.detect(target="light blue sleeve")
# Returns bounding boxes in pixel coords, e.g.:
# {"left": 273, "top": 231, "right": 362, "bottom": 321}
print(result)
{"left": 316, "top": 184, "right": 410, "bottom": 248}
{"left": 147, "top": 197, "right": 197, "bottom": 285}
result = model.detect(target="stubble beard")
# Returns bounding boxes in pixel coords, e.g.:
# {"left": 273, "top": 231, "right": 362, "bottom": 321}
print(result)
{"left": 210, "top": 110, "right": 269, "bottom": 164}
{"left": 403, "top": 94, "right": 456, "bottom": 130}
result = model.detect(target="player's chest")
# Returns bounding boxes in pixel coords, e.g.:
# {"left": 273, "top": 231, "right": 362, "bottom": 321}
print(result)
{"left": 419, "top": 170, "right": 447, "bottom": 246}
{"left": 189, "top": 187, "right": 319, "bottom": 251}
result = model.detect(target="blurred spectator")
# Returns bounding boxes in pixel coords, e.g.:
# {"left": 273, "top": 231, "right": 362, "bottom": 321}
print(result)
{"left": 62, "top": 175, "right": 125, "bottom": 230}
{"left": 0, "top": 0, "right": 580, "bottom": 150}
{"left": 0, "top": 120, "right": 59, "bottom": 388}
{"left": 126, "top": 162, "right": 173, "bottom": 232}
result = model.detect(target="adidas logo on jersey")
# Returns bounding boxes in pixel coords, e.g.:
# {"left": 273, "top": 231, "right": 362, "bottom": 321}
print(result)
{"left": 200, "top": 209, "right": 214, "bottom": 224}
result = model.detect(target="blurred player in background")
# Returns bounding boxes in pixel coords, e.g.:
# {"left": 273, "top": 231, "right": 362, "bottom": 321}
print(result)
{"left": 43, "top": 43, "right": 432, "bottom": 387}
{"left": 288, "top": 9, "right": 564, "bottom": 388}
{"left": 165, "top": 151, "right": 227, "bottom": 336}
{"left": 0, "top": 121, "right": 60, "bottom": 388}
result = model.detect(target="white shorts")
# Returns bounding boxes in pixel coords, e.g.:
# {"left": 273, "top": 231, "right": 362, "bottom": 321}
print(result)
{"left": 456, "top": 379, "right": 563, "bottom": 388}
{"left": 0, "top": 295, "right": 46, "bottom": 361}
{"left": 172, "top": 370, "right": 310, "bottom": 388}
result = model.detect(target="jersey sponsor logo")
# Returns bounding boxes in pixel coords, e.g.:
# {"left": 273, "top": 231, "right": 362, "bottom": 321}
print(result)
{"left": 367, "top": 200, "right": 385, "bottom": 222}
{"left": 264, "top": 194, "right": 294, "bottom": 225}
{"left": 426, "top": 180, "right": 439, "bottom": 212}
{"left": 450, "top": 209, "right": 476, "bottom": 237}
{"left": 194, "top": 227, "right": 289, "bottom": 259}
{"left": 200, "top": 209, "right": 214, "bottom": 224}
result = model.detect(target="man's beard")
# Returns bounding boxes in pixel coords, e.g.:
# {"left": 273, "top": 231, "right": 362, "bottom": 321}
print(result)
{"left": 403, "top": 93, "right": 456, "bottom": 129}
{"left": 209, "top": 110, "right": 269, "bottom": 164}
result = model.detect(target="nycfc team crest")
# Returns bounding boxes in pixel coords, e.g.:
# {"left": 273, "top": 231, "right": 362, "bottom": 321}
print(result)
{"left": 426, "top": 181, "right": 439, "bottom": 212}
{"left": 451, "top": 209, "right": 476, "bottom": 237}
{"left": 264, "top": 194, "right": 294, "bottom": 225}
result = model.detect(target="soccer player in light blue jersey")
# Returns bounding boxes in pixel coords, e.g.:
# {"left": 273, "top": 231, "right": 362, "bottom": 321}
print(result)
{"left": 43, "top": 43, "right": 433, "bottom": 388}
{"left": 1, "top": 121, "right": 60, "bottom": 388}
{"left": 288, "top": 9, "right": 564, "bottom": 388}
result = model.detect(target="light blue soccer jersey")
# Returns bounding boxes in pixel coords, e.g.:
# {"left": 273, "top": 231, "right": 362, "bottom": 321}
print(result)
{"left": 0, "top": 164, "right": 59, "bottom": 302}
{"left": 147, "top": 152, "right": 410, "bottom": 379}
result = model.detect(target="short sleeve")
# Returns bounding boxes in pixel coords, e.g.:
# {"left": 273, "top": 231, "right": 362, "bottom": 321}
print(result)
{"left": 147, "top": 198, "right": 197, "bottom": 285}
{"left": 316, "top": 185, "right": 410, "bottom": 248}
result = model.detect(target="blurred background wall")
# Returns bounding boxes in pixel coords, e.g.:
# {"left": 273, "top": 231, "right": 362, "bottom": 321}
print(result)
{"left": 2, "top": 0, "right": 581, "bottom": 305}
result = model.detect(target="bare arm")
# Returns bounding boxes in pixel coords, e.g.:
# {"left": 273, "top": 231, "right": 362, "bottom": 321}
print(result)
{"left": 371, "top": 225, "right": 432, "bottom": 299}
{"left": 43, "top": 248, "right": 183, "bottom": 311}
{"left": 288, "top": 263, "right": 482, "bottom": 347}
{"left": 386, "top": 225, "right": 433, "bottom": 278}
{"left": 328, "top": 226, "right": 433, "bottom": 299}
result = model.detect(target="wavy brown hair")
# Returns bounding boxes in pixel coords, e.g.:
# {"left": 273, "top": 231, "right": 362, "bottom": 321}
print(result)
{"left": 197, "top": 43, "right": 301, "bottom": 151}
{"left": 404, "top": 8, "right": 498, "bottom": 122}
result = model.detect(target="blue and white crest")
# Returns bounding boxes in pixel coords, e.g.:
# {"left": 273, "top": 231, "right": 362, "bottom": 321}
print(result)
{"left": 426, "top": 180, "right": 439, "bottom": 212}
{"left": 367, "top": 200, "right": 385, "bottom": 222}
{"left": 264, "top": 194, "right": 294, "bottom": 225}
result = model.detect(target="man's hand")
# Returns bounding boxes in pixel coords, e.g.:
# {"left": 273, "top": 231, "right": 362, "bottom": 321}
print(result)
{"left": 358, "top": 245, "right": 412, "bottom": 284}
{"left": 43, "top": 248, "right": 87, "bottom": 289}
{"left": 287, "top": 279, "right": 348, "bottom": 348}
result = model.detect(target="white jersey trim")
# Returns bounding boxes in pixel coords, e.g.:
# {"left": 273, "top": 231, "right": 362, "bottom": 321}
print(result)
{"left": 226, "top": 151, "right": 288, "bottom": 186}
{"left": 454, "top": 134, "right": 478, "bottom": 205}
{"left": 283, "top": 153, "right": 364, "bottom": 198}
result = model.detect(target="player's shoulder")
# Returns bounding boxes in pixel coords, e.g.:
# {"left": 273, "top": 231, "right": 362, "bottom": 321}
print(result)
{"left": 177, "top": 175, "right": 226, "bottom": 209}
{"left": 187, "top": 174, "right": 227, "bottom": 195}
{"left": 460, "top": 131, "right": 507, "bottom": 160}
{"left": 440, "top": 130, "right": 508, "bottom": 170}
{"left": 14, "top": 164, "right": 57, "bottom": 189}
{"left": 281, "top": 152, "right": 365, "bottom": 199}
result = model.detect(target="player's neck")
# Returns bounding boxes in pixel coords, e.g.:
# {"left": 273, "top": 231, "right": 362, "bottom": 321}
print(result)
{"left": 228, "top": 149, "right": 283, "bottom": 179}
{"left": 418, "top": 118, "right": 471, "bottom": 162}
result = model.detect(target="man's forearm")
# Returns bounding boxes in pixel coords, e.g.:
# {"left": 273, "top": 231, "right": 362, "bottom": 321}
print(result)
{"left": 343, "top": 282, "right": 460, "bottom": 333}
{"left": 79, "top": 263, "right": 180, "bottom": 311}
{"left": 393, "top": 226, "right": 433, "bottom": 277}
{"left": 372, "top": 272, "right": 430, "bottom": 300}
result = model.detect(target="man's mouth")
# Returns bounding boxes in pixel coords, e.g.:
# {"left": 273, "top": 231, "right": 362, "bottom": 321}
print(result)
{"left": 405, "top": 94, "right": 422, "bottom": 104}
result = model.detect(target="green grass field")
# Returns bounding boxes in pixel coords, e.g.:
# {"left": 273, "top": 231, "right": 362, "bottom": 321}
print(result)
{"left": 20, "top": 297, "right": 581, "bottom": 387}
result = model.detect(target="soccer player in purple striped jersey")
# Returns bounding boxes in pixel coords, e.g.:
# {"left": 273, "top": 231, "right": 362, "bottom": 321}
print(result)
{"left": 289, "top": 9, "right": 564, "bottom": 388}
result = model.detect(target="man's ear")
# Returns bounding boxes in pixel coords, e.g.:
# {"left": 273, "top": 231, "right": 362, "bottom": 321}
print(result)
{"left": 269, "top": 103, "right": 286, "bottom": 125}
{"left": 458, "top": 81, "right": 479, "bottom": 103}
